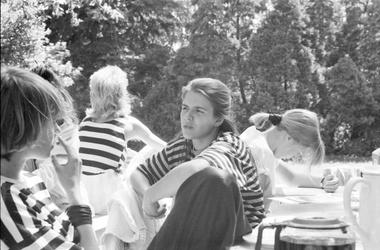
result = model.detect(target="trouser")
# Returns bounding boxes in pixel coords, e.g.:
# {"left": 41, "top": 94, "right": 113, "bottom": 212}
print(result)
{"left": 148, "top": 167, "right": 251, "bottom": 250}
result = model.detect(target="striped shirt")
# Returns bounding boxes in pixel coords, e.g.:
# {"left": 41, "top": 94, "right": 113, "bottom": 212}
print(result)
{"left": 1, "top": 172, "right": 79, "bottom": 249}
{"left": 79, "top": 116, "right": 128, "bottom": 175}
{"left": 137, "top": 132, "right": 265, "bottom": 228}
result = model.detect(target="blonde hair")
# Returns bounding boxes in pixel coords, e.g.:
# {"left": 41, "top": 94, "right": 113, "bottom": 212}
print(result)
{"left": 250, "top": 109, "right": 325, "bottom": 165}
{"left": 86, "top": 65, "right": 131, "bottom": 119}
{"left": 1, "top": 67, "right": 67, "bottom": 159}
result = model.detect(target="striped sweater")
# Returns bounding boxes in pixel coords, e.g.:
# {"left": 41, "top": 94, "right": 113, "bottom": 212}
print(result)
{"left": 137, "top": 132, "right": 265, "bottom": 228}
{"left": 1, "top": 172, "right": 78, "bottom": 249}
{"left": 79, "top": 116, "right": 128, "bottom": 175}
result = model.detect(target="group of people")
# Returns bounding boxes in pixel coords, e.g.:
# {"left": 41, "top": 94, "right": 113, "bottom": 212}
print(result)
{"left": 1, "top": 65, "right": 340, "bottom": 250}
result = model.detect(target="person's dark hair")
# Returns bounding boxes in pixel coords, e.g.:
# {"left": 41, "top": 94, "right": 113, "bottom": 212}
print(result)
{"left": 182, "top": 78, "right": 237, "bottom": 134}
{"left": 1, "top": 67, "right": 67, "bottom": 160}
{"left": 31, "top": 66, "right": 77, "bottom": 124}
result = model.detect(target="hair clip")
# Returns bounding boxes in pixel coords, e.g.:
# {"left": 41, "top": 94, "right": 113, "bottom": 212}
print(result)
{"left": 269, "top": 114, "right": 282, "bottom": 125}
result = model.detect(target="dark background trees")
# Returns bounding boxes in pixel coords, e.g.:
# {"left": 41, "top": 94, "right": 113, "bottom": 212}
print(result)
{"left": 2, "top": 0, "right": 379, "bottom": 156}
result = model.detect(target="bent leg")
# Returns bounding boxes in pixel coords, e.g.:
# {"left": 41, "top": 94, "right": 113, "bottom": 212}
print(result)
{"left": 148, "top": 167, "right": 250, "bottom": 250}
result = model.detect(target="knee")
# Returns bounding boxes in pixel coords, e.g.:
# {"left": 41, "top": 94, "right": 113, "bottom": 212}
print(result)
{"left": 198, "top": 167, "right": 237, "bottom": 190}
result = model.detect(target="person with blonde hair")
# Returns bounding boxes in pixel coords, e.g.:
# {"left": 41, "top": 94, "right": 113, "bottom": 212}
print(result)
{"left": 79, "top": 65, "right": 166, "bottom": 214}
{"left": 240, "top": 109, "right": 339, "bottom": 210}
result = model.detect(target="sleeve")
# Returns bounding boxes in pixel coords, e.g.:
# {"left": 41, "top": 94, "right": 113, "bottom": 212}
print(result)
{"left": 136, "top": 147, "right": 171, "bottom": 185}
{"left": 1, "top": 184, "right": 81, "bottom": 250}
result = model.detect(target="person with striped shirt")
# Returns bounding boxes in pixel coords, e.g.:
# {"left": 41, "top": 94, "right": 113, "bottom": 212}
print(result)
{"left": 131, "top": 78, "right": 265, "bottom": 250}
{"left": 1, "top": 67, "right": 98, "bottom": 249}
{"left": 79, "top": 65, "right": 166, "bottom": 214}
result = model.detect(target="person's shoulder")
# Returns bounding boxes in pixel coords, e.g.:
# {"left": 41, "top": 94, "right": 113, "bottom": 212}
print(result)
{"left": 166, "top": 136, "right": 188, "bottom": 151}
{"left": 79, "top": 116, "right": 94, "bottom": 127}
{"left": 240, "top": 126, "right": 261, "bottom": 141}
{"left": 1, "top": 171, "right": 46, "bottom": 194}
{"left": 212, "top": 132, "right": 245, "bottom": 151}
{"left": 217, "top": 131, "right": 241, "bottom": 143}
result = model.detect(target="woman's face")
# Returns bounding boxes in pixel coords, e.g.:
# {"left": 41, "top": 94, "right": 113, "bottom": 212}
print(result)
{"left": 181, "top": 91, "right": 221, "bottom": 140}
{"left": 273, "top": 132, "right": 307, "bottom": 159}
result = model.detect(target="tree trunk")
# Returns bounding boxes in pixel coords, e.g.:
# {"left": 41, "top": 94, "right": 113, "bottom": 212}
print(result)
{"left": 235, "top": 0, "right": 247, "bottom": 104}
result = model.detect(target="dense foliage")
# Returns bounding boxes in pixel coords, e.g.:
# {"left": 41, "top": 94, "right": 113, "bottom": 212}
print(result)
{"left": 1, "top": 0, "right": 379, "bottom": 156}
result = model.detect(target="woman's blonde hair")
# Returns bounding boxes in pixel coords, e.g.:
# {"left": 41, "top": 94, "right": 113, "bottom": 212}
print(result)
{"left": 86, "top": 65, "right": 131, "bottom": 119}
{"left": 1, "top": 67, "right": 67, "bottom": 159}
{"left": 250, "top": 109, "right": 325, "bottom": 165}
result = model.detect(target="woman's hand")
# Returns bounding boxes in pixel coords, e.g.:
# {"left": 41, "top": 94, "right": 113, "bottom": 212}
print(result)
{"left": 321, "top": 171, "right": 339, "bottom": 193}
{"left": 142, "top": 188, "right": 167, "bottom": 218}
{"left": 52, "top": 136, "right": 82, "bottom": 205}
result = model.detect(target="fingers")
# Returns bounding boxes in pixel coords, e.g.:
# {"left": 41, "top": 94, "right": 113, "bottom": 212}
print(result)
{"left": 155, "top": 207, "right": 167, "bottom": 219}
{"left": 56, "top": 136, "right": 75, "bottom": 158}
{"left": 321, "top": 173, "right": 339, "bottom": 193}
{"left": 323, "top": 177, "right": 339, "bottom": 193}
{"left": 51, "top": 155, "right": 60, "bottom": 170}
{"left": 143, "top": 202, "right": 167, "bottom": 219}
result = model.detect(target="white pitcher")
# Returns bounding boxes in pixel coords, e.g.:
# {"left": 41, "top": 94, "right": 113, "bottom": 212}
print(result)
{"left": 343, "top": 169, "right": 380, "bottom": 250}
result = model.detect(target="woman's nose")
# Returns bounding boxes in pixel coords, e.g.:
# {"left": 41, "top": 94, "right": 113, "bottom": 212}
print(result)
{"left": 185, "top": 111, "right": 193, "bottom": 121}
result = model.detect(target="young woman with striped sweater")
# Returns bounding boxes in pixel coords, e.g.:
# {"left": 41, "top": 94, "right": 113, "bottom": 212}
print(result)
{"left": 131, "top": 78, "right": 265, "bottom": 250}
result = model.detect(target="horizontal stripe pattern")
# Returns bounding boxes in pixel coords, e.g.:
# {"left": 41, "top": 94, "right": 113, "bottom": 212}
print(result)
{"left": 79, "top": 116, "right": 128, "bottom": 174}
{"left": 137, "top": 132, "right": 265, "bottom": 228}
{"left": 1, "top": 172, "right": 79, "bottom": 249}
{"left": 196, "top": 133, "right": 265, "bottom": 228}
{"left": 137, "top": 138, "right": 190, "bottom": 185}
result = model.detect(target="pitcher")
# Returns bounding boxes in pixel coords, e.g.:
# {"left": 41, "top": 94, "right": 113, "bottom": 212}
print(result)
{"left": 344, "top": 169, "right": 380, "bottom": 250}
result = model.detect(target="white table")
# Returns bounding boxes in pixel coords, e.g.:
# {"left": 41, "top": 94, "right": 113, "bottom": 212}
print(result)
{"left": 232, "top": 187, "right": 364, "bottom": 250}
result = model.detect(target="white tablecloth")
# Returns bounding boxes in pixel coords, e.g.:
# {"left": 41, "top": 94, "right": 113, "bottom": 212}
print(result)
{"left": 232, "top": 187, "right": 363, "bottom": 250}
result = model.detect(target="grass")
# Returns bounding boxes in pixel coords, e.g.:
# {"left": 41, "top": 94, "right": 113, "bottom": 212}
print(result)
{"left": 323, "top": 155, "right": 373, "bottom": 169}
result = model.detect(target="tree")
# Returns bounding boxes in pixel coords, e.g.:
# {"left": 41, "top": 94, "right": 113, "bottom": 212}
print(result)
{"left": 248, "top": 0, "right": 315, "bottom": 112}
{"left": 45, "top": 0, "right": 182, "bottom": 118}
{"left": 323, "top": 56, "right": 379, "bottom": 155}
{"left": 1, "top": 0, "right": 80, "bottom": 86}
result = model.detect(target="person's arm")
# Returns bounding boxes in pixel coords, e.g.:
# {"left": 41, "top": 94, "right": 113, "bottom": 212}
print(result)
{"left": 130, "top": 144, "right": 171, "bottom": 195}
{"left": 276, "top": 160, "right": 339, "bottom": 192}
{"left": 52, "top": 137, "right": 99, "bottom": 249}
{"left": 125, "top": 116, "right": 166, "bottom": 150}
{"left": 76, "top": 225, "right": 99, "bottom": 249}
{"left": 147, "top": 159, "right": 209, "bottom": 200}
{"left": 130, "top": 170, "right": 151, "bottom": 197}
{"left": 143, "top": 159, "right": 210, "bottom": 217}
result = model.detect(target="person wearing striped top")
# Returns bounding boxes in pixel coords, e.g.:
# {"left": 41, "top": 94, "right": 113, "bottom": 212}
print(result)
{"left": 79, "top": 66, "right": 165, "bottom": 214}
{"left": 131, "top": 78, "right": 265, "bottom": 250}
{"left": 1, "top": 67, "right": 98, "bottom": 249}
{"left": 1, "top": 172, "right": 78, "bottom": 249}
